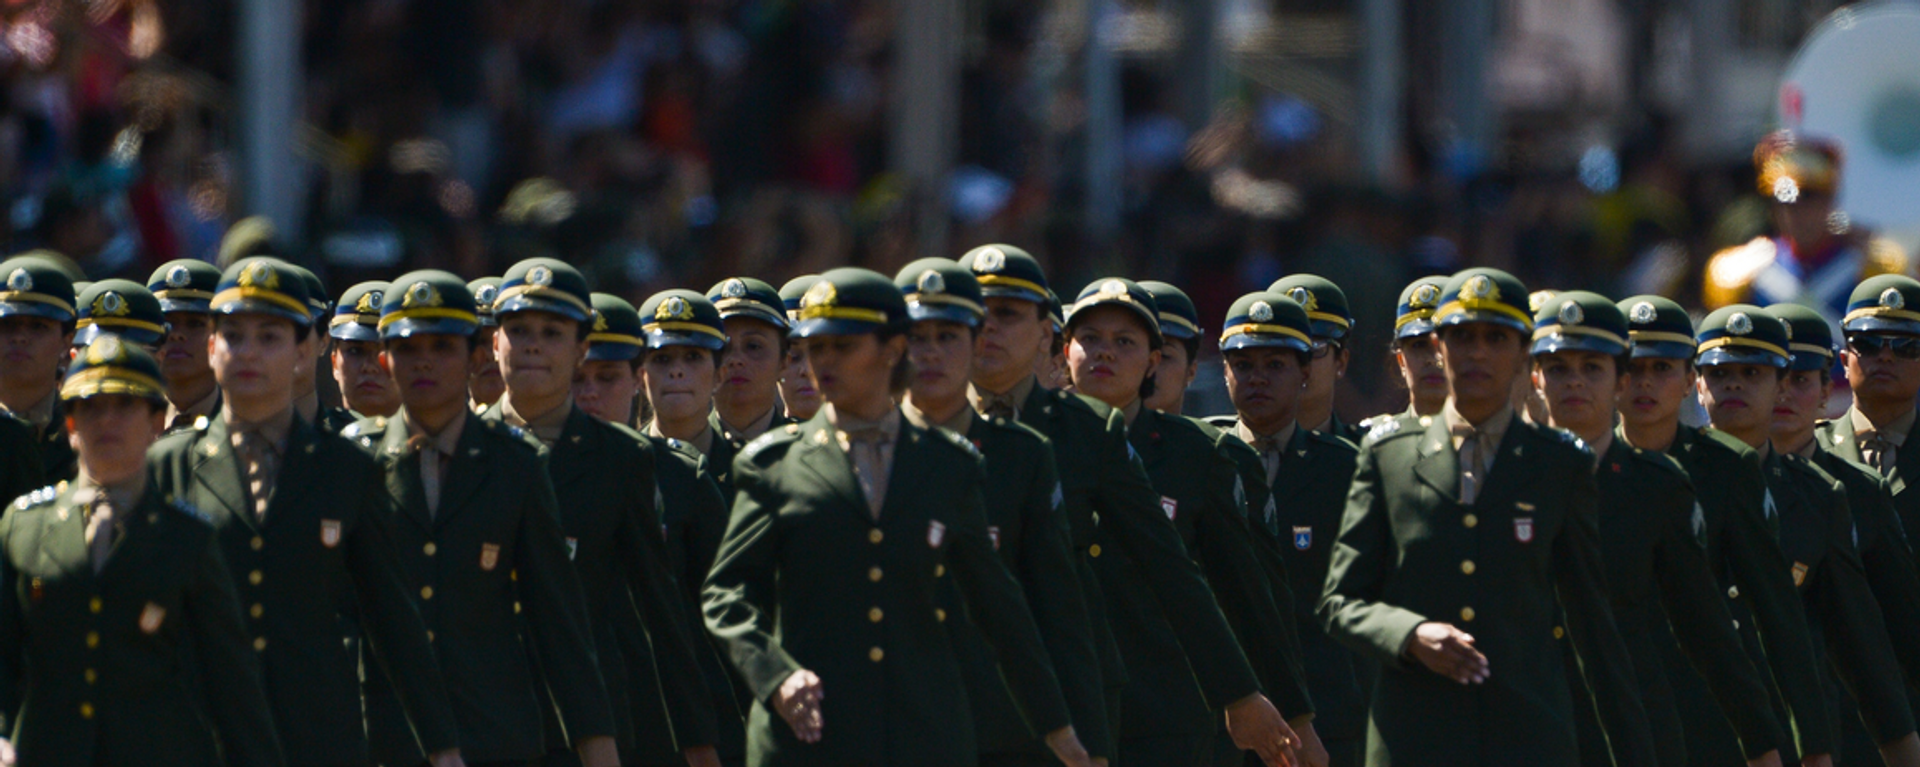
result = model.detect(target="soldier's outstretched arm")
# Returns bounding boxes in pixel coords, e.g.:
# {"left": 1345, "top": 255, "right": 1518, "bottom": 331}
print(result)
{"left": 1318, "top": 448, "right": 1425, "bottom": 666}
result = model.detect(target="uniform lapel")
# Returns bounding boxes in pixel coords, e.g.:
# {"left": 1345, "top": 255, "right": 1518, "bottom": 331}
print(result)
{"left": 878, "top": 422, "right": 933, "bottom": 522}
{"left": 378, "top": 423, "right": 434, "bottom": 533}
{"left": 1825, "top": 415, "right": 1864, "bottom": 463}
{"left": 548, "top": 407, "right": 595, "bottom": 490}
{"left": 432, "top": 412, "right": 489, "bottom": 526}
{"left": 1413, "top": 414, "right": 1462, "bottom": 502}
{"left": 1470, "top": 414, "right": 1528, "bottom": 511}
{"left": 792, "top": 419, "right": 868, "bottom": 520}
{"left": 1128, "top": 410, "right": 1167, "bottom": 475}
{"left": 96, "top": 491, "right": 162, "bottom": 582}
{"left": 262, "top": 419, "right": 323, "bottom": 528}
{"left": 191, "top": 417, "right": 254, "bottom": 530}
{"left": 38, "top": 492, "right": 93, "bottom": 580}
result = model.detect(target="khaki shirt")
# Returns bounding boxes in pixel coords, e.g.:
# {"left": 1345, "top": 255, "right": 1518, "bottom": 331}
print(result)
{"left": 2, "top": 390, "right": 56, "bottom": 432}
{"left": 1234, "top": 420, "right": 1297, "bottom": 486}
{"left": 902, "top": 399, "right": 974, "bottom": 436}
{"left": 1443, "top": 400, "right": 1514, "bottom": 505}
{"left": 399, "top": 407, "right": 465, "bottom": 515}
{"left": 166, "top": 386, "right": 220, "bottom": 431}
{"left": 1851, "top": 406, "right": 1915, "bottom": 474}
{"left": 501, "top": 397, "right": 571, "bottom": 447}
{"left": 822, "top": 403, "right": 900, "bottom": 517}
{"left": 716, "top": 406, "right": 779, "bottom": 446}
{"left": 224, "top": 405, "right": 293, "bottom": 520}
{"left": 970, "top": 375, "right": 1038, "bottom": 421}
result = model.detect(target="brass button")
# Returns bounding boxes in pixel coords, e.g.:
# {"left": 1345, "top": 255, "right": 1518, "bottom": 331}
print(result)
{"left": 88, "top": 597, "right": 101, "bottom": 614}
{"left": 83, "top": 668, "right": 96, "bottom": 684}
{"left": 427, "top": 630, "right": 436, "bottom": 642}
{"left": 1460, "top": 560, "right": 1476, "bottom": 575}
{"left": 935, "top": 609, "right": 947, "bottom": 622}
{"left": 249, "top": 604, "right": 264, "bottom": 619}
{"left": 869, "top": 529, "right": 884, "bottom": 545}
{"left": 1459, "top": 607, "right": 1476, "bottom": 622}
{"left": 250, "top": 536, "right": 264, "bottom": 551}
{"left": 1727, "top": 585, "right": 1740, "bottom": 600}
{"left": 420, "top": 586, "right": 434, "bottom": 600}
{"left": 248, "top": 570, "right": 263, "bottom": 586}
{"left": 510, "top": 569, "right": 518, "bottom": 582}
{"left": 1552, "top": 626, "right": 1565, "bottom": 639}
{"left": 934, "top": 565, "right": 945, "bottom": 578}
{"left": 868, "top": 567, "right": 883, "bottom": 582}
{"left": 253, "top": 637, "right": 267, "bottom": 651}
{"left": 1089, "top": 544, "right": 1102, "bottom": 558}
{"left": 79, "top": 702, "right": 93, "bottom": 719}
{"left": 868, "top": 607, "right": 884, "bottom": 623}
{"left": 1463, "top": 514, "right": 1478, "bottom": 529}
{"left": 514, "top": 601, "right": 522, "bottom": 614}
{"left": 869, "top": 647, "right": 885, "bottom": 662}
{"left": 424, "top": 542, "right": 437, "bottom": 556}
{"left": 85, "top": 632, "right": 99, "bottom": 648}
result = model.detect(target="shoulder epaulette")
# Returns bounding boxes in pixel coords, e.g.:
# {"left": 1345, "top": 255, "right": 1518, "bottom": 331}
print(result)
{"left": 13, "top": 482, "right": 61, "bottom": 510}
{"left": 1624, "top": 445, "right": 1689, "bottom": 482}
{"left": 1307, "top": 428, "right": 1361, "bottom": 453}
{"left": 1203, "top": 414, "right": 1238, "bottom": 430}
{"left": 1547, "top": 426, "right": 1592, "bottom": 455}
{"left": 480, "top": 418, "right": 541, "bottom": 451}
{"left": 933, "top": 427, "right": 981, "bottom": 458}
{"left": 742, "top": 424, "right": 801, "bottom": 461}
{"left": 1361, "top": 415, "right": 1417, "bottom": 447}
{"left": 165, "top": 494, "right": 211, "bottom": 524}
{"left": 341, "top": 416, "right": 388, "bottom": 439}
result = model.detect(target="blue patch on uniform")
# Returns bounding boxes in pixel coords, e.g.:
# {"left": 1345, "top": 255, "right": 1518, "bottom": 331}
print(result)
{"left": 1293, "top": 525, "right": 1312, "bottom": 550}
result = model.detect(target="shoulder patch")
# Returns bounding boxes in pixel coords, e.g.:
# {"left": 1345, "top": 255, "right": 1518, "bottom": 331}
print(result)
{"left": 937, "top": 427, "right": 982, "bottom": 457}
{"left": 168, "top": 495, "right": 211, "bottom": 524}
{"left": 742, "top": 428, "right": 800, "bottom": 461}
{"left": 14, "top": 483, "right": 60, "bottom": 510}
{"left": 1551, "top": 427, "right": 1592, "bottom": 455}
{"left": 1361, "top": 416, "right": 1412, "bottom": 447}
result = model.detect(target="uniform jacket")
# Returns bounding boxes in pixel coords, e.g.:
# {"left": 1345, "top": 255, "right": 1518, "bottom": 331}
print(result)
{"left": 0, "top": 415, "right": 44, "bottom": 510}
{"left": 1804, "top": 446, "right": 1920, "bottom": 711}
{"left": 648, "top": 432, "right": 748, "bottom": 764}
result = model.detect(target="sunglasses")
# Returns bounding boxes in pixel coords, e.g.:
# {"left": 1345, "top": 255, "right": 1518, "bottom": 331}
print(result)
{"left": 1848, "top": 335, "right": 1920, "bottom": 360}
{"left": 1311, "top": 340, "right": 1344, "bottom": 360}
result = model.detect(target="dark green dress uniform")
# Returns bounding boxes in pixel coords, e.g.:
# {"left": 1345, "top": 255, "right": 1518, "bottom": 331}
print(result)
{"left": 1270, "top": 275, "right": 1364, "bottom": 444}
{"left": 0, "top": 338, "right": 285, "bottom": 767}
{"left": 959, "top": 245, "right": 1281, "bottom": 743}
{"left": 0, "top": 255, "right": 78, "bottom": 482}
{"left": 350, "top": 270, "right": 618, "bottom": 764}
{"left": 74, "top": 280, "right": 169, "bottom": 349}
{"left": 1530, "top": 292, "right": 1785, "bottom": 766}
{"left": 1697, "top": 305, "right": 1918, "bottom": 754}
{"left": 145, "top": 259, "right": 461, "bottom": 766}
{"left": 1822, "top": 276, "right": 1920, "bottom": 542}
{"left": 1319, "top": 269, "right": 1656, "bottom": 767}
{"left": 0, "top": 414, "right": 43, "bottom": 506}
{"left": 896, "top": 258, "right": 1111, "bottom": 765}
{"left": 482, "top": 261, "right": 717, "bottom": 764}
{"left": 1615, "top": 296, "right": 1838, "bottom": 765}
{"left": 703, "top": 268, "right": 1073, "bottom": 766}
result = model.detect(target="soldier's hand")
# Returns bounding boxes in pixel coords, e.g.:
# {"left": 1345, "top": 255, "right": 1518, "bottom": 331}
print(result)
{"left": 1801, "top": 754, "right": 1834, "bottom": 767}
{"left": 774, "top": 669, "right": 826, "bottom": 743}
{"left": 684, "top": 745, "right": 722, "bottom": 767}
{"left": 1224, "top": 693, "right": 1298, "bottom": 767}
{"left": 1743, "top": 750, "right": 1781, "bottom": 767}
{"left": 1407, "top": 622, "right": 1489, "bottom": 684}
{"left": 1290, "top": 718, "right": 1329, "bottom": 767}
{"left": 577, "top": 735, "right": 620, "bottom": 767}
{"left": 0, "top": 736, "right": 13, "bottom": 767}
{"left": 1879, "top": 732, "right": 1920, "bottom": 767}
{"left": 427, "top": 748, "right": 467, "bottom": 767}
{"left": 1043, "top": 725, "right": 1096, "bottom": 767}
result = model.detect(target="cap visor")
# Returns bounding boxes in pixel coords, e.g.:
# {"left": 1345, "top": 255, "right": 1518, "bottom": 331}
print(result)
{"left": 979, "top": 285, "right": 1048, "bottom": 303}
{"left": 214, "top": 300, "right": 310, "bottom": 327}
{"left": 1159, "top": 324, "right": 1198, "bottom": 341}
{"left": 0, "top": 302, "right": 75, "bottom": 323}
{"left": 1843, "top": 316, "right": 1920, "bottom": 335}
{"left": 1068, "top": 301, "right": 1163, "bottom": 345}
{"left": 791, "top": 317, "right": 885, "bottom": 339}
{"left": 1697, "top": 347, "right": 1788, "bottom": 368}
{"left": 330, "top": 323, "right": 382, "bottom": 342}
{"left": 906, "top": 303, "right": 983, "bottom": 327}
{"left": 381, "top": 317, "right": 480, "bottom": 340}
{"left": 75, "top": 324, "right": 164, "bottom": 348}
{"left": 1308, "top": 319, "right": 1351, "bottom": 341}
{"left": 1530, "top": 335, "right": 1626, "bottom": 358}
{"left": 156, "top": 299, "right": 211, "bottom": 314}
{"left": 62, "top": 384, "right": 165, "bottom": 404}
{"left": 587, "top": 342, "right": 644, "bottom": 362}
{"left": 1629, "top": 340, "right": 1697, "bottom": 360}
{"left": 644, "top": 329, "right": 726, "bottom": 351}
{"left": 1788, "top": 352, "right": 1834, "bottom": 372}
{"left": 1437, "top": 312, "right": 1530, "bottom": 335}
{"left": 494, "top": 296, "right": 589, "bottom": 323}
{"left": 717, "top": 306, "right": 790, "bottom": 330}
{"left": 1221, "top": 334, "right": 1311, "bottom": 353}
{"left": 1394, "top": 320, "right": 1436, "bottom": 340}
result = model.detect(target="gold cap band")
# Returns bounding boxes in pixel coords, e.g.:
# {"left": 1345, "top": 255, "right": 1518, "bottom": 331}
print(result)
{"left": 1697, "top": 336, "right": 1788, "bottom": 360}
{"left": 377, "top": 307, "right": 479, "bottom": 330}
{"left": 211, "top": 286, "right": 308, "bottom": 316}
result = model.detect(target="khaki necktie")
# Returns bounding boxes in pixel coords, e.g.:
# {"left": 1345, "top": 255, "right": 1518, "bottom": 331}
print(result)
{"left": 1250, "top": 435, "right": 1282, "bottom": 486}
{"left": 1455, "top": 425, "right": 1489, "bottom": 505}
{"left": 845, "top": 428, "right": 890, "bottom": 518}
{"left": 235, "top": 431, "right": 278, "bottom": 522}
{"left": 979, "top": 394, "right": 1018, "bottom": 421}
{"left": 84, "top": 492, "right": 118, "bottom": 574}
{"left": 409, "top": 435, "right": 447, "bottom": 517}
{"left": 1863, "top": 435, "right": 1896, "bottom": 476}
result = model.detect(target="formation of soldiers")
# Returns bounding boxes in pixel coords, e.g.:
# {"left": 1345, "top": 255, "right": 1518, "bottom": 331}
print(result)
{"left": 1, "top": 129, "right": 1920, "bottom": 767}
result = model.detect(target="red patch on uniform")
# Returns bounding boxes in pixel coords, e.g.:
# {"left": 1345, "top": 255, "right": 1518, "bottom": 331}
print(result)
{"left": 1514, "top": 517, "right": 1535, "bottom": 543}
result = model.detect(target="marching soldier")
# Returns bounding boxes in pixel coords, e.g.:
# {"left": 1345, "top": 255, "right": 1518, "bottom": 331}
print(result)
{"left": 573, "top": 293, "right": 646, "bottom": 430}
{"left": 1694, "top": 305, "right": 1920, "bottom": 766}
{"left": 146, "top": 257, "right": 466, "bottom": 767}
{"left": 0, "top": 338, "right": 285, "bottom": 767}
{"left": 1318, "top": 267, "right": 1656, "bottom": 767}
{"left": 776, "top": 276, "right": 822, "bottom": 423}
{"left": 893, "top": 258, "right": 1112, "bottom": 766}
{"left": 1268, "top": 276, "right": 1361, "bottom": 443}
{"left": 701, "top": 267, "right": 1095, "bottom": 767}
{"left": 1614, "top": 294, "right": 1837, "bottom": 766}
{"left": 466, "top": 277, "right": 506, "bottom": 413}
{"left": 349, "top": 270, "right": 622, "bottom": 767}
{"left": 1821, "top": 275, "right": 1920, "bottom": 539}
{"left": 1528, "top": 291, "right": 1786, "bottom": 767}
{"left": 148, "top": 260, "right": 223, "bottom": 431}
{"left": 1210, "top": 291, "right": 1369, "bottom": 767}
{"left": 73, "top": 280, "right": 167, "bottom": 353}
{"left": 327, "top": 282, "right": 400, "bottom": 429}
{"left": 958, "top": 244, "right": 1305, "bottom": 767}
{"left": 1139, "top": 281, "right": 1201, "bottom": 414}
{"left": 1386, "top": 276, "right": 1449, "bottom": 420}
{"left": 1769, "top": 301, "right": 1920, "bottom": 763}
{"left": 639, "top": 290, "right": 728, "bottom": 458}
{"left": 0, "top": 254, "right": 78, "bottom": 481}
{"left": 479, "top": 259, "right": 720, "bottom": 767}
{"left": 707, "top": 278, "right": 795, "bottom": 449}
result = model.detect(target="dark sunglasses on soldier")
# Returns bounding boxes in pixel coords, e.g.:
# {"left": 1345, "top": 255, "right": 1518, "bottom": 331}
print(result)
{"left": 1848, "top": 334, "right": 1920, "bottom": 360}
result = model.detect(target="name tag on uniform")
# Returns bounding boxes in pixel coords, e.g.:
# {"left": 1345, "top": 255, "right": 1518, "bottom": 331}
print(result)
{"left": 320, "top": 519, "right": 342, "bottom": 548}
{"left": 1514, "top": 517, "right": 1535, "bottom": 543}
{"left": 139, "top": 602, "right": 166, "bottom": 634}
{"left": 1161, "top": 496, "right": 1179, "bottom": 521}
{"left": 928, "top": 520, "right": 947, "bottom": 548}
{"left": 480, "top": 543, "right": 501, "bottom": 571}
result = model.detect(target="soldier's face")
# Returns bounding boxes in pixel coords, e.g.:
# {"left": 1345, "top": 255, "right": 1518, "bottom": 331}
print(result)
{"left": 158, "top": 312, "right": 213, "bottom": 384}
{"left": 468, "top": 326, "right": 505, "bottom": 405}
{"left": 1619, "top": 356, "right": 1694, "bottom": 428}
{"left": 1698, "top": 363, "right": 1782, "bottom": 435}
{"left": 640, "top": 345, "right": 718, "bottom": 424}
{"left": 718, "top": 318, "right": 784, "bottom": 407}
{"left": 382, "top": 334, "right": 476, "bottom": 415}
{"left": 1395, "top": 334, "right": 1449, "bottom": 409}
{"left": 1843, "top": 333, "right": 1920, "bottom": 405}
{"left": 1771, "top": 369, "right": 1830, "bottom": 442}
{"left": 801, "top": 332, "right": 904, "bottom": 413}
{"left": 1532, "top": 349, "right": 1620, "bottom": 435}
{"left": 576, "top": 359, "right": 642, "bottom": 425}
{"left": 906, "top": 319, "right": 975, "bottom": 406}
{"left": 497, "top": 311, "right": 588, "bottom": 402}
{"left": 209, "top": 315, "right": 301, "bottom": 407}
{"left": 332, "top": 339, "right": 399, "bottom": 418}
{"left": 0, "top": 315, "right": 73, "bottom": 387}
{"left": 779, "top": 343, "right": 822, "bottom": 421}
{"left": 66, "top": 394, "right": 163, "bottom": 485}
{"left": 1437, "top": 323, "right": 1526, "bottom": 412}
{"left": 1146, "top": 340, "right": 1196, "bottom": 413}
{"left": 1224, "top": 347, "right": 1309, "bottom": 431}
{"left": 975, "top": 298, "right": 1046, "bottom": 389}
{"left": 1065, "top": 306, "right": 1161, "bottom": 411}
{"left": 1302, "top": 340, "right": 1348, "bottom": 414}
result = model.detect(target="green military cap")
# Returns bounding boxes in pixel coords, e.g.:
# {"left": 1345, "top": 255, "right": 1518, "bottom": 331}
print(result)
{"left": 791, "top": 267, "right": 908, "bottom": 338}
{"left": 212, "top": 257, "right": 312, "bottom": 327}
{"left": 148, "top": 259, "right": 221, "bottom": 314}
{"left": 61, "top": 335, "right": 166, "bottom": 404}
{"left": 1618, "top": 295, "right": 1697, "bottom": 360}
{"left": 709, "top": 277, "right": 790, "bottom": 330}
{"left": 1139, "top": 281, "right": 1201, "bottom": 342}
{"left": 286, "top": 264, "right": 330, "bottom": 326}
{"left": 1766, "top": 303, "right": 1838, "bottom": 372}
{"left": 1066, "top": 277, "right": 1162, "bottom": 345}
{"left": 379, "top": 270, "right": 479, "bottom": 339}
{"left": 468, "top": 277, "right": 502, "bottom": 327}
{"left": 1528, "top": 290, "right": 1560, "bottom": 315}
{"left": 1530, "top": 291, "right": 1627, "bottom": 358}
{"left": 0, "top": 254, "right": 77, "bottom": 322}
{"left": 1695, "top": 304, "right": 1790, "bottom": 369}
{"left": 894, "top": 258, "right": 984, "bottom": 327}
{"left": 1046, "top": 289, "right": 1066, "bottom": 333}
{"left": 1433, "top": 267, "right": 1533, "bottom": 334}
{"left": 1394, "top": 276, "right": 1447, "bottom": 340}
{"left": 1268, "top": 275, "right": 1353, "bottom": 341}
{"left": 75, "top": 279, "right": 168, "bottom": 347}
{"left": 959, "top": 243, "right": 1049, "bottom": 304}
{"left": 1219, "top": 291, "right": 1313, "bottom": 353}
{"left": 495, "top": 257, "right": 592, "bottom": 323}
{"left": 779, "top": 275, "right": 818, "bottom": 324}
{"left": 1842, "top": 274, "right": 1920, "bottom": 336}
{"left": 637, "top": 289, "right": 726, "bottom": 352}
{"left": 72, "top": 280, "right": 91, "bottom": 296}
{"left": 587, "top": 293, "right": 649, "bottom": 361}
{"left": 329, "top": 281, "right": 389, "bottom": 343}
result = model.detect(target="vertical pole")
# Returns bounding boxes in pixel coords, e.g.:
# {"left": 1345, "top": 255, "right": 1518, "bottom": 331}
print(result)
{"left": 1084, "top": 0, "right": 1122, "bottom": 249}
{"left": 237, "top": 0, "right": 305, "bottom": 245}
{"left": 891, "top": 0, "right": 961, "bottom": 258}
{"left": 1439, "top": 0, "right": 1494, "bottom": 175}
{"left": 1359, "top": 0, "right": 1404, "bottom": 183}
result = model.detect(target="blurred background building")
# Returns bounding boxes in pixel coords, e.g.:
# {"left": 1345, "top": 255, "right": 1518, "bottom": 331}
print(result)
{"left": 0, "top": 0, "right": 1885, "bottom": 415}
